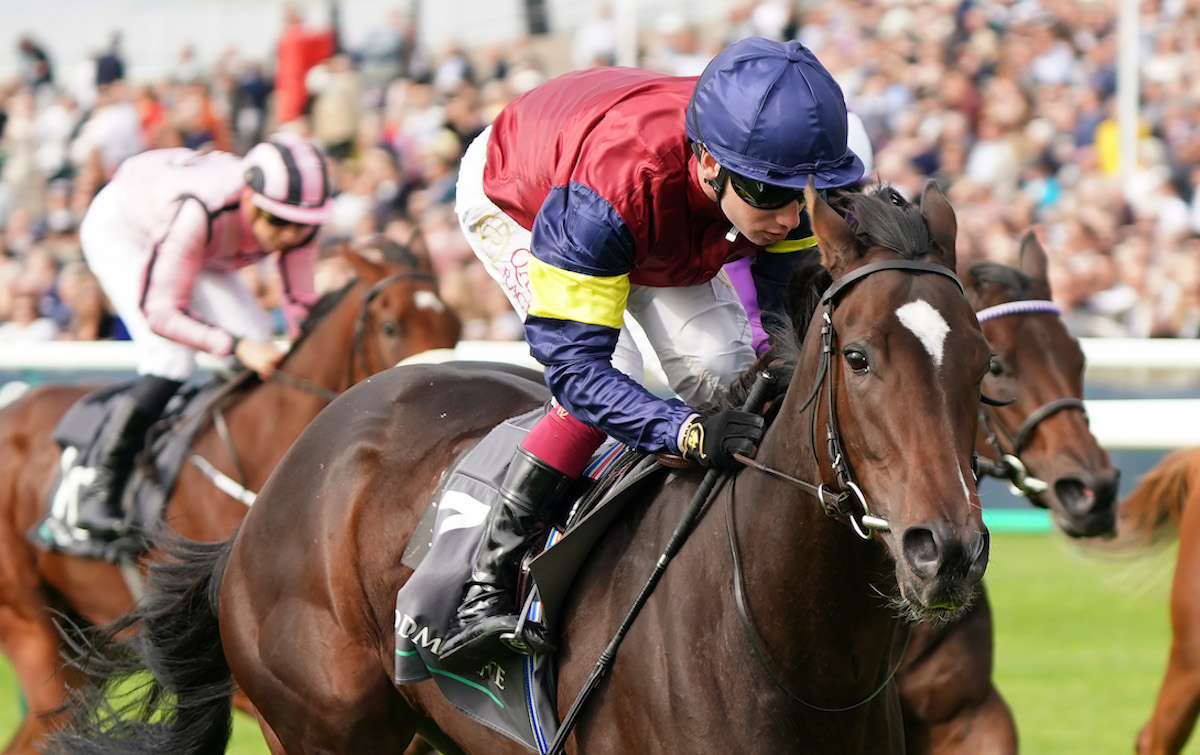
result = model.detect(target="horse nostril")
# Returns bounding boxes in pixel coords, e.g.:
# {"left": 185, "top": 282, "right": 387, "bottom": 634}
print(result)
{"left": 902, "top": 527, "right": 940, "bottom": 580}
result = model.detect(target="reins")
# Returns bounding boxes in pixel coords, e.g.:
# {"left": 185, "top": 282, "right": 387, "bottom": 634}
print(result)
{"left": 724, "top": 470, "right": 911, "bottom": 712}
{"left": 546, "top": 369, "right": 775, "bottom": 755}
{"left": 188, "top": 271, "right": 434, "bottom": 504}
{"left": 548, "top": 260, "right": 966, "bottom": 752}
{"left": 972, "top": 299, "right": 1087, "bottom": 498}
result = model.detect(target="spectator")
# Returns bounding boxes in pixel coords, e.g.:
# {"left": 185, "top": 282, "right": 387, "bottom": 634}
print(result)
{"left": 16, "top": 35, "right": 54, "bottom": 96}
{"left": 95, "top": 32, "right": 125, "bottom": 88}
{"left": 273, "top": 3, "right": 337, "bottom": 127}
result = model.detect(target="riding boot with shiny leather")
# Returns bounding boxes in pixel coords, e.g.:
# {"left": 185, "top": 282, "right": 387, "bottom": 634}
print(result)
{"left": 73, "top": 376, "right": 179, "bottom": 538}
{"left": 438, "top": 447, "right": 572, "bottom": 670}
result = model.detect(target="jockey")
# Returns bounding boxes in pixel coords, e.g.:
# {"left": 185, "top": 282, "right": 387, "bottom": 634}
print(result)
{"left": 442, "top": 37, "right": 864, "bottom": 668}
{"left": 72, "top": 133, "right": 332, "bottom": 539}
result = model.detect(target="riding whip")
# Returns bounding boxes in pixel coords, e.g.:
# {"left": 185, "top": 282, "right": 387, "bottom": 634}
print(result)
{"left": 545, "top": 369, "right": 776, "bottom": 755}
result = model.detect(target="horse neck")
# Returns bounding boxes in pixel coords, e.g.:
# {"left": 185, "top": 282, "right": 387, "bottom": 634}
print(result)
{"left": 728, "top": 388, "right": 899, "bottom": 700}
{"left": 277, "top": 285, "right": 367, "bottom": 394}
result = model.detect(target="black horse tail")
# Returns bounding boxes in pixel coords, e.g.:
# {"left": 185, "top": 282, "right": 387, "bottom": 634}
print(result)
{"left": 46, "top": 528, "right": 237, "bottom": 755}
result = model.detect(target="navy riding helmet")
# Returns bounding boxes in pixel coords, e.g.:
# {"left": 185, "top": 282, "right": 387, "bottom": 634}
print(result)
{"left": 686, "top": 37, "right": 864, "bottom": 191}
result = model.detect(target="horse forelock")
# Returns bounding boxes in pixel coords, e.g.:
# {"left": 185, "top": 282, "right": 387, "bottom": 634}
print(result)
{"left": 844, "top": 188, "right": 932, "bottom": 261}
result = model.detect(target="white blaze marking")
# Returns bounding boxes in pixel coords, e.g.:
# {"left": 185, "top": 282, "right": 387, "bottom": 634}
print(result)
{"left": 896, "top": 300, "right": 950, "bottom": 367}
{"left": 414, "top": 290, "right": 446, "bottom": 312}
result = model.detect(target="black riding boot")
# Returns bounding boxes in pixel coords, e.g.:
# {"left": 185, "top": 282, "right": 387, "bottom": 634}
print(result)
{"left": 438, "top": 447, "right": 572, "bottom": 670}
{"left": 73, "top": 376, "right": 180, "bottom": 537}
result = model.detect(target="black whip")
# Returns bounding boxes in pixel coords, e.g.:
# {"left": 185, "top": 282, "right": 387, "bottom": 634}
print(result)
{"left": 545, "top": 370, "right": 776, "bottom": 754}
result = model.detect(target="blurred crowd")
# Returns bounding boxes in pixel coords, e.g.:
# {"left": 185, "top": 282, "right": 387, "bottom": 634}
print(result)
{"left": 1, "top": 0, "right": 1199, "bottom": 347}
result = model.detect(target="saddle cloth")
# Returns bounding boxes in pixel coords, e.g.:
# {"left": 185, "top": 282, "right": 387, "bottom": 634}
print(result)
{"left": 394, "top": 406, "right": 663, "bottom": 753}
{"left": 29, "top": 376, "right": 228, "bottom": 562}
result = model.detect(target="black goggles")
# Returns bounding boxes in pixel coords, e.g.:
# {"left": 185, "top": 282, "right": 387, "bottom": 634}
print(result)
{"left": 258, "top": 208, "right": 313, "bottom": 230}
{"left": 727, "top": 171, "right": 806, "bottom": 210}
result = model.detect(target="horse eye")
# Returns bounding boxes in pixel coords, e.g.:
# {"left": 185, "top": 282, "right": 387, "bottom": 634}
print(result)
{"left": 381, "top": 321, "right": 398, "bottom": 337}
{"left": 844, "top": 350, "right": 869, "bottom": 373}
{"left": 988, "top": 357, "right": 1005, "bottom": 377}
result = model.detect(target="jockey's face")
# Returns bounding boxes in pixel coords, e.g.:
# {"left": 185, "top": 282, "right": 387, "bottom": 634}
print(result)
{"left": 242, "top": 189, "right": 316, "bottom": 252}
{"left": 695, "top": 149, "right": 802, "bottom": 247}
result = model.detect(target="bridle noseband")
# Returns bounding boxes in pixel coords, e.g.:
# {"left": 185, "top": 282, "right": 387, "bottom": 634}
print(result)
{"left": 974, "top": 299, "right": 1087, "bottom": 498}
{"left": 743, "top": 259, "right": 966, "bottom": 539}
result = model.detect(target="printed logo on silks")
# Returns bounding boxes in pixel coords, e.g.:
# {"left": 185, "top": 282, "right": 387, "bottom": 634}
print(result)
{"left": 478, "top": 213, "right": 511, "bottom": 252}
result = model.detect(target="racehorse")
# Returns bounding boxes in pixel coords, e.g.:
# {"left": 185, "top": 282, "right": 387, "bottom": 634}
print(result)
{"left": 0, "top": 239, "right": 460, "bottom": 754}
{"left": 895, "top": 230, "right": 1120, "bottom": 754}
{"left": 1110, "top": 448, "right": 1200, "bottom": 754}
{"left": 51, "top": 181, "right": 994, "bottom": 754}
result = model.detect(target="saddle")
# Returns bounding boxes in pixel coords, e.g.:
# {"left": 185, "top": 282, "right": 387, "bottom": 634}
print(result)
{"left": 29, "top": 376, "right": 231, "bottom": 562}
{"left": 393, "top": 406, "right": 667, "bottom": 751}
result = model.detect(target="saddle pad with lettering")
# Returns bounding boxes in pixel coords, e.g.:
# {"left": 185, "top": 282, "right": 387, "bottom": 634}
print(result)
{"left": 393, "top": 407, "right": 657, "bottom": 753}
{"left": 29, "top": 377, "right": 225, "bottom": 562}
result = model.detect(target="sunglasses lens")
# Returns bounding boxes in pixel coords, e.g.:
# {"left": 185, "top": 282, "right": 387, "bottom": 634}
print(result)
{"left": 729, "top": 174, "right": 804, "bottom": 210}
{"left": 260, "top": 210, "right": 310, "bottom": 230}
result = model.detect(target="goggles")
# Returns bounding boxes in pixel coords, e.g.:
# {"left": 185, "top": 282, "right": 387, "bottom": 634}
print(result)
{"left": 727, "top": 172, "right": 806, "bottom": 210}
{"left": 258, "top": 208, "right": 314, "bottom": 231}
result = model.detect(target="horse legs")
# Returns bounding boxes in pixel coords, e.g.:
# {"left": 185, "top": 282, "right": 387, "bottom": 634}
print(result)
{"left": 898, "top": 594, "right": 1017, "bottom": 755}
{"left": 0, "top": 601, "right": 84, "bottom": 754}
{"left": 1137, "top": 503, "right": 1200, "bottom": 755}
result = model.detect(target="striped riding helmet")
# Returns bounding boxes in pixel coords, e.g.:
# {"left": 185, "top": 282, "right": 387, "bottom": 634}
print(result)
{"left": 242, "top": 133, "right": 333, "bottom": 225}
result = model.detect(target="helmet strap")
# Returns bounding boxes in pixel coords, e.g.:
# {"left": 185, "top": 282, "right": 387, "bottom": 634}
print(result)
{"left": 705, "top": 167, "right": 729, "bottom": 201}
{"left": 691, "top": 141, "right": 728, "bottom": 201}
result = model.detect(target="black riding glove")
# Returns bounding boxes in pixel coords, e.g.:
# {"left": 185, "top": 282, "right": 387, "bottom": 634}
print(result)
{"left": 680, "top": 409, "right": 765, "bottom": 469}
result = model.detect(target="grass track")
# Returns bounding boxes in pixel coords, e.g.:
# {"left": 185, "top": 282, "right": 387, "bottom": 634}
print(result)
{"left": 0, "top": 532, "right": 1178, "bottom": 753}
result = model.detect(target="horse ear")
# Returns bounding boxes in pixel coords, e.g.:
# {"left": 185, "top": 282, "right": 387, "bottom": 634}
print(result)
{"left": 1018, "top": 230, "right": 1051, "bottom": 290}
{"left": 342, "top": 242, "right": 386, "bottom": 284}
{"left": 806, "top": 177, "right": 858, "bottom": 275}
{"left": 919, "top": 180, "right": 958, "bottom": 270}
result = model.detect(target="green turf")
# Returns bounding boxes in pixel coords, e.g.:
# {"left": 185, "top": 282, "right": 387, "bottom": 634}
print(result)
{"left": 0, "top": 532, "right": 1179, "bottom": 753}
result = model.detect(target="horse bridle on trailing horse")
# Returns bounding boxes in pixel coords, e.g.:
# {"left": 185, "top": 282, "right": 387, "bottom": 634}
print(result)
{"left": 351, "top": 270, "right": 439, "bottom": 382}
{"left": 190, "top": 270, "right": 440, "bottom": 503}
{"left": 972, "top": 299, "right": 1087, "bottom": 499}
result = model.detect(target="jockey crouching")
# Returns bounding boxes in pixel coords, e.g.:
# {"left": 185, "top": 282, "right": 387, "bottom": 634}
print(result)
{"left": 71, "top": 134, "right": 333, "bottom": 540}
{"left": 440, "top": 37, "right": 865, "bottom": 670}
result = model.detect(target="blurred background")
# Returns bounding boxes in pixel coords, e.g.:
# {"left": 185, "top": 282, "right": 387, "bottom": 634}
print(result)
{"left": 0, "top": 0, "right": 1196, "bottom": 511}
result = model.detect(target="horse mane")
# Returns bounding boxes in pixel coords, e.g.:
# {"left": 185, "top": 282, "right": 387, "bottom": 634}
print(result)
{"left": 288, "top": 278, "right": 357, "bottom": 352}
{"left": 966, "top": 261, "right": 1033, "bottom": 297}
{"left": 721, "top": 183, "right": 927, "bottom": 413}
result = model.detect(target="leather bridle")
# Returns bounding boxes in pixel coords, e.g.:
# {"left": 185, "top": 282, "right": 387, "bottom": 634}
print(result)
{"left": 973, "top": 299, "right": 1087, "bottom": 498}
{"left": 738, "top": 259, "right": 966, "bottom": 539}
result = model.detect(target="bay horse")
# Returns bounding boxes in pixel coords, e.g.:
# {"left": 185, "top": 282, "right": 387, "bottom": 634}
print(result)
{"left": 0, "top": 240, "right": 460, "bottom": 754}
{"left": 52, "top": 181, "right": 994, "bottom": 754}
{"left": 895, "top": 230, "right": 1120, "bottom": 754}
{"left": 1110, "top": 448, "right": 1200, "bottom": 754}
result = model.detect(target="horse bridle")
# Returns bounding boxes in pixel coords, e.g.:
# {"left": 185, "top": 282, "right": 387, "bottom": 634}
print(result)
{"left": 192, "top": 270, "right": 439, "bottom": 502}
{"left": 350, "top": 270, "right": 439, "bottom": 384}
{"left": 736, "top": 259, "right": 966, "bottom": 539}
{"left": 722, "top": 259, "right": 966, "bottom": 713}
{"left": 973, "top": 299, "right": 1087, "bottom": 499}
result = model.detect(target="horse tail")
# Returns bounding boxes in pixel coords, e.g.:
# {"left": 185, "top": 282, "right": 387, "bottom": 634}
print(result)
{"left": 46, "top": 529, "right": 237, "bottom": 755}
{"left": 1110, "top": 448, "right": 1198, "bottom": 553}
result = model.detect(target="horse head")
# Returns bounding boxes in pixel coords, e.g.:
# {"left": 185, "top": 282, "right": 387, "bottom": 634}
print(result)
{"left": 781, "top": 180, "right": 992, "bottom": 621}
{"left": 342, "top": 237, "right": 463, "bottom": 378}
{"left": 965, "top": 231, "right": 1119, "bottom": 538}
